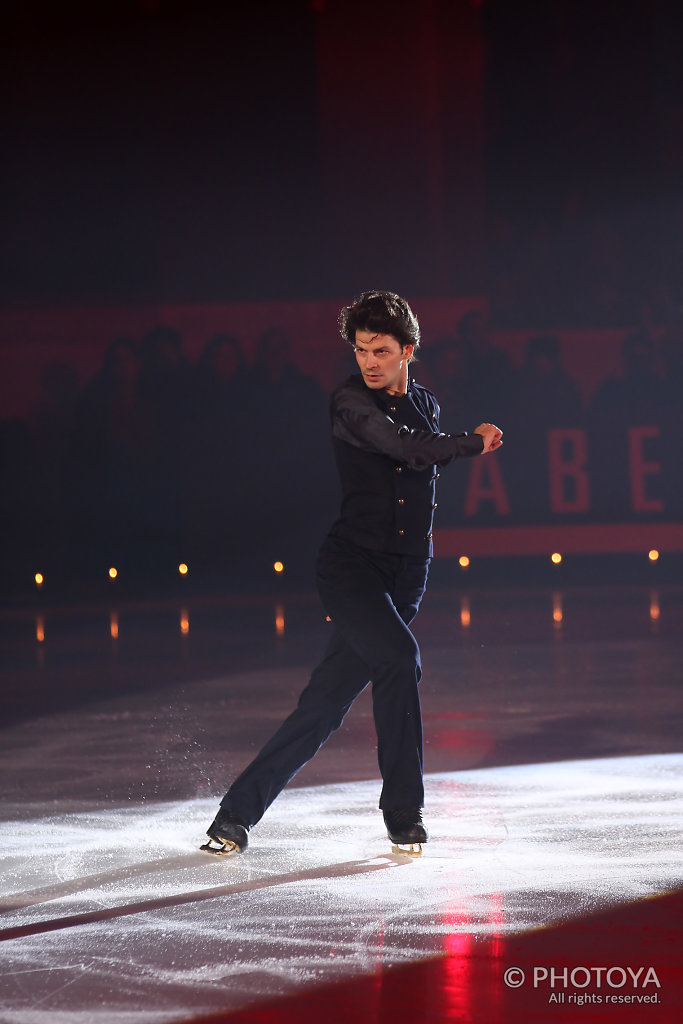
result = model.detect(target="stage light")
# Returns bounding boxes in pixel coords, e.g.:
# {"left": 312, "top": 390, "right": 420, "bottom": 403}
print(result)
{"left": 178, "top": 562, "right": 188, "bottom": 575}
{"left": 459, "top": 555, "right": 470, "bottom": 568}
{"left": 648, "top": 549, "right": 659, "bottom": 562}
{"left": 34, "top": 573, "right": 44, "bottom": 587}
{"left": 551, "top": 552, "right": 562, "bottom": 565}
{"left": 273, "top": 561, "right": 284, "bottom": 574}
{"left": 108, "top": 567, "right": 118, "bottom": 580}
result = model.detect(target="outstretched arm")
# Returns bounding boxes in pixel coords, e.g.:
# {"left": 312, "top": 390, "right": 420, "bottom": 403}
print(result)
{"left": 331, "top": 386, "right": 485, "bottom": 470}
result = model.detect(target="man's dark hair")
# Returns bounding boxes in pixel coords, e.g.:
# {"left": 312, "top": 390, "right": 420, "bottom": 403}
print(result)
{"left": 339, "top": 291, "right": 421, "bottom": 360}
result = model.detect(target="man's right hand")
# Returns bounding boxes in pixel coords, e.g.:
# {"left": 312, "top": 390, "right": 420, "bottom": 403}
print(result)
{"left": 474, "top": 423, "right": 503, "bottom": 453}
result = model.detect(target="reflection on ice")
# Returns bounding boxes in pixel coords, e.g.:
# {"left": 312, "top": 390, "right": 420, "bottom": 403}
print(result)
{"left": 0, "top": 754, "right": 681, "bottom": 1024}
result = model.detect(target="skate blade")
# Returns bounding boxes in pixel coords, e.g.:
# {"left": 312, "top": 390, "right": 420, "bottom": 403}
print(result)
{"left": 200, "top": 837, "right": 240, "bottom": 856}
{"left": 391, "top": 842, "right": 423, "bottom": 857}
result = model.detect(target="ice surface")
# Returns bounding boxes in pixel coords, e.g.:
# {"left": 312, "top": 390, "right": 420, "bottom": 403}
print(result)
{"left": 1, "top": 754, "right": 681, "bottom": 1024}
{"left": 2, "top": 586, "right": 681, "bottom": 1021}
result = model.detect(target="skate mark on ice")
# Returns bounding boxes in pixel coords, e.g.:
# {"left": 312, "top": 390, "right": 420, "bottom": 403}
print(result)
{"left": 0, "top": 855, "right": 411, "bottom": 943}
{"left": 0, "top": 851, "right": 211, "bottom": 913}
{"left": 0, "top": 852, "right": 211, "bottom": 913}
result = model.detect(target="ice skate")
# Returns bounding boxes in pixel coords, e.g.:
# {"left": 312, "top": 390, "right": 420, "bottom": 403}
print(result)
{"left": 200, "top": 809, "right": 249, "bottom": 856}
{"left": 384, "top": 808, "right": 427, "bottom": 857}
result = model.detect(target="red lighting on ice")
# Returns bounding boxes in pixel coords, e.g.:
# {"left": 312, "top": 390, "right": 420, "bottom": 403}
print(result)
{"left": 442, "top": 894, "right": 505, "bottom": 1022}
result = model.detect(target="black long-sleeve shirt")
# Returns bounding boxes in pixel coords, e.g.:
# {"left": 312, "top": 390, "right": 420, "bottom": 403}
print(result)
{"left": 328, "top": 374, "right": 484, "bottom": 557}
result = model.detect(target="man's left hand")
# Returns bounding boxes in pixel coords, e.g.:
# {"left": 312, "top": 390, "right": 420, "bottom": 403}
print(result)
{"left": 474, "top": 423, "right": 503, "bottom": 453}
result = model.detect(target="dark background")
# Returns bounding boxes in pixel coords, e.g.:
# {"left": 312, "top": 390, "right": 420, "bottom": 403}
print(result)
{"left": 3, "top": 0, "right": 681, "bottom": 315}
{"left": 1, "top": 0, "right": 682, "bottom": 597}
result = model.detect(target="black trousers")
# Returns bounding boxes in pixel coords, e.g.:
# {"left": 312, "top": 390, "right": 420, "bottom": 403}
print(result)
{"left": 220, "top": 536, "right": 430, "bottom": 828}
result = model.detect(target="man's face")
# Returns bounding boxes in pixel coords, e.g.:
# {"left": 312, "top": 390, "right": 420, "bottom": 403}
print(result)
{"left": 354, "top": 330, "right": 413, "bottom": 393}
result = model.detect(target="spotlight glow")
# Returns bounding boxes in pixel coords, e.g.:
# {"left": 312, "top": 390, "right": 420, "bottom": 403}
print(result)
{"left": 180, "top": 608, "right": 189, "bottom": 635}
{"left": 36, "top": 615, "right": 45, "bottom": 643}
{"left": 108, "top": 567, "right": 118, "bottom": 580}
{"left": 34, "top": 573, "right": 44, "bottom": 587}
{"left": 178, "top": 563, "right": 188, "bottom": 575}
{"left": 460, "top": 596, "right": 471, "bottom": 628}
{"left": 551, "top": 552, "right": 562, "bottom": 565}
{"left": 552, "top": 592, "right": 563, "bottom": 626}
{"left": 459, "top": 555, "right": 470, "bottom": 568}
{"left": 275, "top": 603, "right": 285, "bottom": 637}
{"left": 273, "top": 561, "right": 284, "bottom": 574}
{"left": 648, "top": 549, "right": 659, "bottom": 562}
{"left": 110, "top": 612, "right": 119, "bottom": 640}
